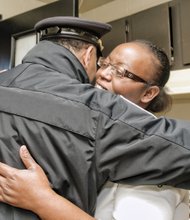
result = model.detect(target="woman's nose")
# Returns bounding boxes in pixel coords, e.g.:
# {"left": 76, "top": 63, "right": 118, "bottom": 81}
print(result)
{"left": 97, "top": 67, "right": 113, "bottom": 81}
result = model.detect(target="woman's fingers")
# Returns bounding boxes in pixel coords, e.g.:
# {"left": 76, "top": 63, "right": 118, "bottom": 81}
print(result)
{"left": 19, "top": 145, "right": 37, "bottom": 170}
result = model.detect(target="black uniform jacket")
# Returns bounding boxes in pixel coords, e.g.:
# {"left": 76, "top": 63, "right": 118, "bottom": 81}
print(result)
{"left": 0, "top": 41, "right": 190, "bottom": 219}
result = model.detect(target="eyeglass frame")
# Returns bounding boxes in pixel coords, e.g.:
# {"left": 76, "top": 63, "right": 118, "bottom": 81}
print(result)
{"left": 97, "top": 57, "right": 155, "bottom": 86}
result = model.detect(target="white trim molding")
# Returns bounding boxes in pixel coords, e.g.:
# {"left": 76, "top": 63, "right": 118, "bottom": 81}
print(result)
{"left": 167, "top": 68, "right": 190, "bottom": 95}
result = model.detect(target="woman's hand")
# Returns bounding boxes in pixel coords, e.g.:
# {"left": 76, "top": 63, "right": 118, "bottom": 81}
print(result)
{"left": 0, "top": 145, "right": 52, "bottom": 212}
{"left": 0, "top": 146, "right": 95, "bottom": 220}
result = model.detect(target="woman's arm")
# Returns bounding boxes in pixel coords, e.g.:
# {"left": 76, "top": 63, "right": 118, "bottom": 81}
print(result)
{"left": 0, "top": 145, "right": 95, "bottom": 220}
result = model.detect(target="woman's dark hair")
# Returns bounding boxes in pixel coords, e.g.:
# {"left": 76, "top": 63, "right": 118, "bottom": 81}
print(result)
{"left": 134, "top": 40, "right": 172, "bottom": 113}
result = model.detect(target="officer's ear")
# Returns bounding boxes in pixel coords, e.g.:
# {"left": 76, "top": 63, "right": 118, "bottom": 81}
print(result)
{"left": 82, "top": 45, "right": 95, "bottom": 68}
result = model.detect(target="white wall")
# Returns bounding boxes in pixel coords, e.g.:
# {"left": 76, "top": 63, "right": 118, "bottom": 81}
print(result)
{"left": 0, "top": 0, "right": 44, "bottom": 20}
{"left": 80, "top": 0, "right": 172, "bottom": 23}
{"left": 0, "top": 0, "right": 57, "bottom": 20}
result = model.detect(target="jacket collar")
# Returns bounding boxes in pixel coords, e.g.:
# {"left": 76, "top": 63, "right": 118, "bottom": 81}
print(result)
{"left": 23, "top": 40, "right": 90, "bottom": 84}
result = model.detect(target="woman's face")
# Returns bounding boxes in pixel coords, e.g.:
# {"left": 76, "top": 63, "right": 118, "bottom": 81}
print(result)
{"left": 95, "top": 43, "right": 159, "bottom": 107}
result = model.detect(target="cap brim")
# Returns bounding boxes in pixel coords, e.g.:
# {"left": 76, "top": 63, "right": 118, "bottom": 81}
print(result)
{"left": 35, "top": 16, "right": 112, "bottom": 38}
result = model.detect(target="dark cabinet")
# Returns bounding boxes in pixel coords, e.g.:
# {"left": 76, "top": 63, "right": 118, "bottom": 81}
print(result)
{"left": 126, "top": 3, "right": 172, "bottom": 65}
{"left": 103, "top": 3, "right": 172, "bottom": 64}
{"left": 102, "top": 18, "right": 126, "bottom": 57}
{"left": 103, "top": 0, "right": 190, "bottom": 71}
{"left": 179, "top": 0, "right": 190, "bottom": 65}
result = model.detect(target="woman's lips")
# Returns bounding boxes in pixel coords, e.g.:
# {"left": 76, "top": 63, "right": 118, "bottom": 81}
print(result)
{"left": 95, "top": 83, "right": 107, "bottom": 90}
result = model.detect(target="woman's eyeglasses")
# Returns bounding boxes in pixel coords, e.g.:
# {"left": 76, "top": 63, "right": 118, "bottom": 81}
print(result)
{"left": 97, "top": 57, "right": 153, "bottom": 85}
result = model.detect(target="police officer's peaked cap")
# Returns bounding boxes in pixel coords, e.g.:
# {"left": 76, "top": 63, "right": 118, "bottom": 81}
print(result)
{"left": 34, "top": 16, "right": 112, "bottom": 52}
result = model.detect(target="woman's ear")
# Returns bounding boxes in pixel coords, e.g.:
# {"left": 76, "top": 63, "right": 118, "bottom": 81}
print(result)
{"left": 141, "top": 86, "right": 160, "bottom": 104}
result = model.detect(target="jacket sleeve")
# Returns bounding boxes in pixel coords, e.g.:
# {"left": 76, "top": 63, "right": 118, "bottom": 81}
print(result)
{"left": 95, "top": 97, "right": 190, "bottom": 189}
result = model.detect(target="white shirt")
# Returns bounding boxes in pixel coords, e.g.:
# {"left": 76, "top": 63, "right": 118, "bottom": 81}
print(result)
{"left": 95, "top": 181, "right": 189, "bottom": 220}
